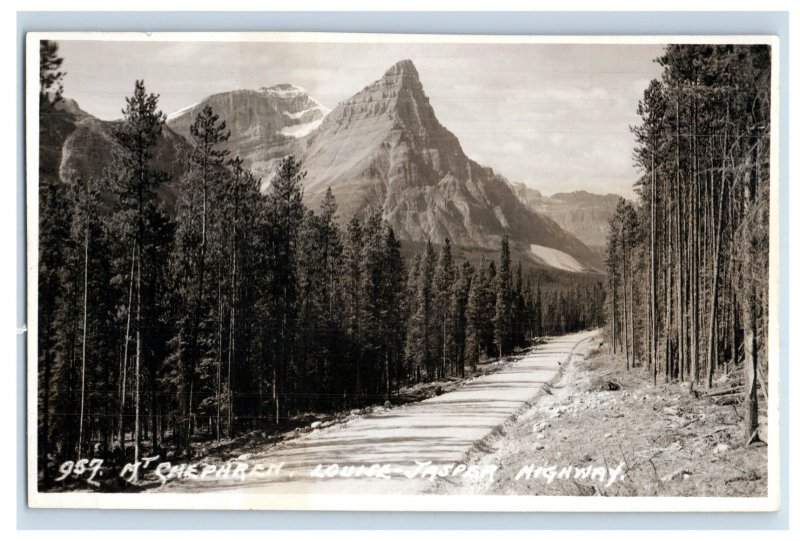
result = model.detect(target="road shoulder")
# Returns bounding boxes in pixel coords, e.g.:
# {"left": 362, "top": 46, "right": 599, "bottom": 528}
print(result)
{"left": 430, "top": 332, "right": 767, "bottom": 497}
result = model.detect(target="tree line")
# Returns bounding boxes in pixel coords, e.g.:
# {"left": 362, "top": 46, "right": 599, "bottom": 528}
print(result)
{"left": 606, "top": 44, "right": 770, "bottom": 443}
{"left": 37, "top": 41, "right": 604, "bottom": 484}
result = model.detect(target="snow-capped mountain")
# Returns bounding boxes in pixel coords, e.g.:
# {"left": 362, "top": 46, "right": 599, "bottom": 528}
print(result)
{"left": 166, "top": 84, "right": 329, "bottom": 178}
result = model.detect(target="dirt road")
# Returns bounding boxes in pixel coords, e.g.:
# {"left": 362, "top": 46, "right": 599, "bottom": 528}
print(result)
{"left": 155, "top": 329, "right": 598, "bottom": 495}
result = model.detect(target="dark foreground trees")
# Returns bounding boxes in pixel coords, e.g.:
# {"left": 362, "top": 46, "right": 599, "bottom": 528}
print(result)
{"left": 606, "top": 44, "right": 770, "bottom": 443}
{"left": 38, "top": 39, "right": 67, "bottom": 484}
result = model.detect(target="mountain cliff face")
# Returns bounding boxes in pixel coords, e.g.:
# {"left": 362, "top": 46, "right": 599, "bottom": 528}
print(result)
{"left": 548, "top": 191, "right": 621, "bottom": 250}
{"left": 166, "top": 84, "right": 329, "bottom": 178}
{"left": 512, "top": 183, "right": 620, "bottom": 251}
{"left": 287, "top": 60, "right": 601, "bottom": 271}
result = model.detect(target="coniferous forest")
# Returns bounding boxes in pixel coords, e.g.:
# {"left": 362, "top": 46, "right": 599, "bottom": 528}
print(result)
{"left": 606, "top": 45, "right": 771, "bottom": 443}
{"left": 36, "top": 41, "right": 606, "bottom": 485}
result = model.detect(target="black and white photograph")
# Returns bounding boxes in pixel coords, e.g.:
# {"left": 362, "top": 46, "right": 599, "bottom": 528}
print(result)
{"left": 25, "top": 32, "right": 778, "bottom": 511}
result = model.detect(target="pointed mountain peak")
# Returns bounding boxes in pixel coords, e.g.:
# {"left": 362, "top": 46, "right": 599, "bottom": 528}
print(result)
{"left": 320, "top": 58, "right": 430, "bottom": 131}
{"left": 383, "top": 59, "right": 419, "bottom": 79}
{"left": 312, "top": 56, "right": 466, "bottom": 169}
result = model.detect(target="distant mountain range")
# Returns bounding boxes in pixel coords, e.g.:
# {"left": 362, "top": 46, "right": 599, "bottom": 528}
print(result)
{"left": 40, "top": 60, "right": 620, "bottom": 273}
{"left": 511, "top": 183, "right": 620, "bottom": 251}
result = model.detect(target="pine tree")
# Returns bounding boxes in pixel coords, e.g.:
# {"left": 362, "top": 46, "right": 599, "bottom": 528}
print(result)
{"left": 383, "top": 227, "right": 406, "bottom": 399}
{"left": 452, "top": 260, "right": 473, "bottom": 377}
{"left": 432, "top": 239, "right": 456, "bottom": 378}
{"left": 414, "top": 241, "right": 436, "bottom": 380}
{"left": 296, "top": 210, "right": 325, "bottom": 412}
{"left": 511, "top": 262, "right": 526, "bottom": 349}
{"left": 264, "top": 155, "right": 305, "bottom": 423}
{"left": 37, "top": 39, "right": 68, "bottom": 484}
{"left": 341, "top": 216, "right": 364, "bottom": 402}
{"left": 482, "top": 258, "right": 498, "bottom": 357}
{"left": 465, "top": 269, "right": 482, "bottom": 371}
{"left": 494, "top": 236, "right": 513, "bottom": 358}
{"left": 403, "top": 253, "right": 423, "bottom": 381}
{"left": 218, "top": 158, "right": 264, "bottom": 435}
{"left": 69, "top": 176, "right": 102, "bottom": 459}
{"left": 39, "top": 40, "right": 64, "bottom": 110}
{"left": 360, "top": 211, "right": 387, "bottom": 399}
{"left": 112, "top": 80, "right": 171, "bottom": 473}
{"left": 318, "top": 188, "right": 343, "bottom": 399}
{"left": 174, "top": 105, "right": 230, "bottom": 450}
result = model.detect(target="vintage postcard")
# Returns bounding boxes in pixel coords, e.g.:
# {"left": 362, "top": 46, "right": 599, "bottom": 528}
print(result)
{"left": 25, "top": 32, "right": 780, "bottom": 511}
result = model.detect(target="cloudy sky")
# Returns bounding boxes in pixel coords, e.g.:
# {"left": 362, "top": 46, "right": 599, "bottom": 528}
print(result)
{"left": 57, "top": 39, "right": 665, "bottom": 198}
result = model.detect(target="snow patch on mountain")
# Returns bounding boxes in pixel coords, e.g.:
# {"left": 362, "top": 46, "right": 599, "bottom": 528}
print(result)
{"left": 280, "top": 101, "right": 331, "bottom": 137}
{"left": 529, "top": 244, "right": 585, "bottom": 273}
{"left": 166, "top": 101, "right": 200, "bottom": 122}
{"left": 280, "top": 115, "right": 327, "bottom": 138}
{"left": 282, "top": 107, "right": 314, "bottom": 120}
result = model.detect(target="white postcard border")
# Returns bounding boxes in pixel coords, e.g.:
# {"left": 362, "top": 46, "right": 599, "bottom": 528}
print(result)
{"left": 24, "top": 31, "right": 781, "bottom": 513}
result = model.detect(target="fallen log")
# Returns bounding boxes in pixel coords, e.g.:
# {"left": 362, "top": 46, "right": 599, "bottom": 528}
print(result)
{"left": 703, "top": 386, "right": 744, "bottom": 398}
{"left": 713, "top": 395, "right": 743, "bottom": 406}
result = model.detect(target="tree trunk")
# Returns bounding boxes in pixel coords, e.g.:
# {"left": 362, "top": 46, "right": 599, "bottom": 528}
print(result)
{"left": 77, "top": 218, "right": 89, "bottom": 459}
{"left": 743, "top": 292, "right": 759, "bottom": 443}
{"left": 133, "top": 241, "right": 142, "bottom": 479}
{"left": 611, "top": 277, "right": 617, "bottom": 354}
{"left": 216, "top": 277, "right": 223, "bottom": 441}
{"left": 228, "top": 247, "right": 235, "bottom": 438}
{"left": 666, "top": 177, "right": 674, "bottom": 381}
{"left": 118, "top": 241, "right": 136, "bottom": 451}
{"left": 690, "top": 90, "right": 700, "bottom": 384}
{"left": 621, "top": 229, "right": 630, "bottom": 370}
{"left": 41, "top": 326, "right": 52, "bottom": 482}
{"left": 676, "top": 100, "right": 686, "bottom": 382}
{"left": 650, "top": 136, "right": 658, "bottom": 384}
{"left": 706, "top": 130, "right": 729, "bottom": 389}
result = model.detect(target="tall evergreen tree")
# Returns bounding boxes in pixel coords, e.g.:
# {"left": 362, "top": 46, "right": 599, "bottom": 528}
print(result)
{"left": 37, "top": 39, "right": 68, "bottom": 483}
{"left": 173, "top": 105, "right": 230, "bottom": 449}
{"left": 39, "top": 40, "right": 64, "bottom": 110}
{"left": 264, "top": 156, "right": 305, "bottom": 422}
{"left": 432, "top": 239, "right": 456, "bottom": 378}
{"left": 494, "top": 236, "right": 513, "bottom": 358}
{"left": 341, "top": 216, "right": 364, "bottom": 401}
{"left": 411, "top": 241, "right": 436, "bottom": 380}
{"left": 383, "top": 226, "right": 406, "bottom": 398}
{"left": 452, "top": 260, "right": 473, "bottom": 377}
{"left": 112, "top": 80, "right": 171, "bottom": 471}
